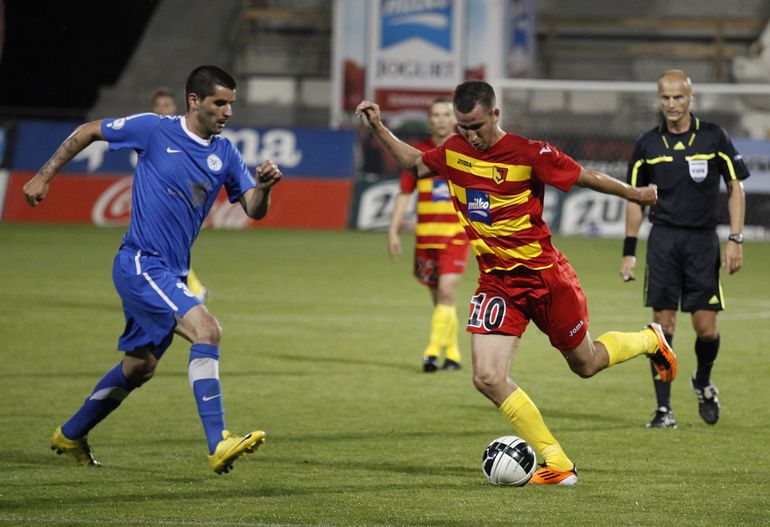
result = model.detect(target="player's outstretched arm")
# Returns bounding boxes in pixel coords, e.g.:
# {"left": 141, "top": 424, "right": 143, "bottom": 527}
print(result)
{"left": 355, "top": 100, "right": 435, "bottom": 179}
{"left": 240, "top": 160, "right": 282, "bottom": 220}
{"left": 575, "top": 167, "right": 657, "bottom": 206}
{"left": 23, "top": 120, "right": 104, "bottom": 207}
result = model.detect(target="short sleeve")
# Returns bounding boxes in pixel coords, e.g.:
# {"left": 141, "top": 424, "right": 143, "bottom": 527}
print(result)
{"left": 399, "top": 169, "right": 417, "bottom": 193}
{"left": 530, "top": 140, "right": 581, "bottom": 192}
{"left": 223, "top": 143, "right": 256, "bottom": 203}
{"left": 421, "top": 145, "right": 445, "bottom": 176}
{"left": 101, "top": 113, "right": 160, "bottom": 153}
{"left": 717, "top": 128, "right": 750, "bottom": 183}
{"left": 627, "top": 139, "right": 648, "bottom": 188}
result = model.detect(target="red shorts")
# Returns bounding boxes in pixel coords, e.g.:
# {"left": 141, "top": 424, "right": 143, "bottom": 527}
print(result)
{"left": 466, "top": 252, "right": 589, "bottom": 352}
{"left": 413, "top": 242, "right": 470, "bottom": 288}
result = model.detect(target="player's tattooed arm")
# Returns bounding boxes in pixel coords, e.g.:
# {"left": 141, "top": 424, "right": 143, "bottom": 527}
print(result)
{"left": 24, "top": 120, "right": 104, "bottom": 207}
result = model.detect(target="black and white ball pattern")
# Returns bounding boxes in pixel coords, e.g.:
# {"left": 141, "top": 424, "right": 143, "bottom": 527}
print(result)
{"left": 482, "top": 435, "right": 537, "bottom": 486}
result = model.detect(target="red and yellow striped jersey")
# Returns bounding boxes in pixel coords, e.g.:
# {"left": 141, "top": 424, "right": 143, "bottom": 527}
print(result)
{"left": 400, "top": 139, "right": 467, "bottom": 250}
{"left": 422, "top": 133, "right": 581, "bottom": 273}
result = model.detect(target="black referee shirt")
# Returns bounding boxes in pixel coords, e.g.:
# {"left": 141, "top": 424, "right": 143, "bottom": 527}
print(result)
{"left": 627, "top": 113, "right": 750, "bottom": 229}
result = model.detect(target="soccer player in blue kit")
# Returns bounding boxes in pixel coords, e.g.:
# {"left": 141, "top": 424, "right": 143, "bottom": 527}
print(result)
{"left": 23, "top": 65, "right": 282, "bottom": 474}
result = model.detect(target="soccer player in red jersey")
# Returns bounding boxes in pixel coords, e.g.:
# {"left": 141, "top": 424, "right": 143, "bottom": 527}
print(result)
{"left": 387, "top": 98, "right": 470, "bottom": 372}
{"left": 356, "top": 81, "right": 677, "bottom": 485}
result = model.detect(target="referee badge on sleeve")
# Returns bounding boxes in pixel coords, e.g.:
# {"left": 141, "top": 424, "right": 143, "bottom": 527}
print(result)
{"left": 687, "top": 159, "right": 708, "bottom": 182}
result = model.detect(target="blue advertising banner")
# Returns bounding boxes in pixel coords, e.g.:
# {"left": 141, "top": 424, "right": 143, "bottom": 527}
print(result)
{"left": 11, "top": 120, "right": 357, "bottom": 178}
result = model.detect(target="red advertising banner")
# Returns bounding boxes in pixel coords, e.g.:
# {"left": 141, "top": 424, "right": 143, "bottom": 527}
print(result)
{"left": 3, "top": 172, "right": 353, "bottom": 230}
{"left": 373, "top": 89, "right": 454, "bottom": 113}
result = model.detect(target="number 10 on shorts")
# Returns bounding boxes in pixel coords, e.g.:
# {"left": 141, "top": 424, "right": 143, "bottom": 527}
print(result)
{"left": 468, "top": 293, "right": 507, "bottom": 331}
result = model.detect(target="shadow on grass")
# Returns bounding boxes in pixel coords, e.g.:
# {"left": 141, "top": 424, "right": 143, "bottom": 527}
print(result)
{"left": 1, "top": 457, "right": 481, "bottom": 514}
{"left": 538, "top": 406, "right": 641, "bottom": 430}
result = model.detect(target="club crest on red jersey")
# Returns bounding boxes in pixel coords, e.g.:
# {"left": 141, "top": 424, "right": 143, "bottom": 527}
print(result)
{"left": 493, "top": 166, "right": 508, "bottom": 185}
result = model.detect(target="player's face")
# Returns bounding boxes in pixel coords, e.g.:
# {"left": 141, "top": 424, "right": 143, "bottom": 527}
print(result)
{"left": 191, "top": 84, "right": 235, "bottom": 137}
{"left": 658, "top": 77, "right": 692, "bottom": 127}
{"left": 427, "top": 102, "right": 456, "bottom": 141}
{"left": 152, "top": 96, "right": 176, "bottom": 116}
{"left": 455, "top": 103, "right": 501, "bottom": 151}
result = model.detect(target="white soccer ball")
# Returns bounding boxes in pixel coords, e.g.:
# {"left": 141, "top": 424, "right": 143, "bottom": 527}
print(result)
{"left": 482, "top": 435, "right": 537, "bottom": 486}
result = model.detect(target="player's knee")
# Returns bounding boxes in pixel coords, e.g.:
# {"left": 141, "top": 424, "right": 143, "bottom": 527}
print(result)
{"left": 696, "top": 329, "right": 719, "bottom": 341}
{"left": 435, "top": 289, "right": 455, "bottom": 305}
{"left": 472, "top": 370, "right": 502, "bottom": 396}
{"left": 570, "top": 364, "right": 597, "bottom": 379}
{"left": 567, "top": 359, "right": 600, "bottom": 379}
{"left": 197, "top": 317, "right": 223, "bottom": 345}
{"left": 202, "top": 319, "right": 222, "bottom": 345}
{"left": 123, "top": 360, "right": 157, "bottom": 386}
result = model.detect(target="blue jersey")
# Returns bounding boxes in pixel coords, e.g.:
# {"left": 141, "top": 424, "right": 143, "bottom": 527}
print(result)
{"left": 101, "top": 114, "right": 255, "bottom": 275}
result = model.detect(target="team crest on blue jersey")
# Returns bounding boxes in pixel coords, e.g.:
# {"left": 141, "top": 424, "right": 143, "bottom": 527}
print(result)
{"left": 432, "top": 179, "right": 451, "bottom": 201}
{"left": 109, "top": 118, "right": 126, "bottom": 130}
{"left": 207, "top": 154, "right": 223, "bottom": 172}
{"left": 466, "top": 189, "right": 491, "bottom": 224}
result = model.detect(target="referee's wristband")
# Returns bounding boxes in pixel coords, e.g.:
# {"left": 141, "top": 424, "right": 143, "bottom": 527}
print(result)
{"left": 623, "top": 236, "right": 638, "bottom": 257}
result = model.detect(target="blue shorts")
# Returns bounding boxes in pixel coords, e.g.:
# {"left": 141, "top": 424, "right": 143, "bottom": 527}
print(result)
{"left": 112, "top": 247, "right": 201, "bottom": 357}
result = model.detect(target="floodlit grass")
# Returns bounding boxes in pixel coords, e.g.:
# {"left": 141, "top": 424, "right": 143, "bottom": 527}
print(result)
{"left": 1, "top": 223, "right": 768, "bottom": 526}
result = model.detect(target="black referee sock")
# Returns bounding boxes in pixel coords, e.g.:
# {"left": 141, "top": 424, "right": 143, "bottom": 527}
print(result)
{"left": 650, "top": 333, "right": 674, "bottom": 410}
{"left": 694, "top": 334, "right": 720, "bottom": 387}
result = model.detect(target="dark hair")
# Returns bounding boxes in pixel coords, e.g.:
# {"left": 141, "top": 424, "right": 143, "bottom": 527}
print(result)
{"left": 453, "top": 80, "right": 496, "bottom": 114}
{"left": 185, "top": 65, "right": 236, "bottom": 108}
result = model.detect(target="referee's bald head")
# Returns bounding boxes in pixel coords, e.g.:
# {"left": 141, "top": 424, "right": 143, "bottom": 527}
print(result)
{"left": 658, "top": 69, "right": 693, "bottom": 94}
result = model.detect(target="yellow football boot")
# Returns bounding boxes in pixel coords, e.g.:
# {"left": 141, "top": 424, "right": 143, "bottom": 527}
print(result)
{"left": 208, "top": 429, "right": 266, "bottom": 474}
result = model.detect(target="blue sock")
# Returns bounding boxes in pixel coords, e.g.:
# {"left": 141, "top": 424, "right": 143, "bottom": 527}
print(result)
{"left": 61, "top": 362, "right": 134, "bottom": 439}
{"left": 189, "top": 343, "right": 225, "bottom": 454}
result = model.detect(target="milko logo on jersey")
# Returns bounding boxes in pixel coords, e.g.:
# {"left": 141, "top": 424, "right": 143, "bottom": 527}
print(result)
{"left": 466, "top": 189, "right": 491, "bottom": 224}
{"left": 380, "top": 0, "right": 453, "bottom": 50}
{"left": 432, "top": 178, "right": 451, "bottom": 201}
{"left": 207, "top": 154, "right": 223, "bottom": 172}
{"left": 108, "top": 118, "right": 126, "bottom": 130}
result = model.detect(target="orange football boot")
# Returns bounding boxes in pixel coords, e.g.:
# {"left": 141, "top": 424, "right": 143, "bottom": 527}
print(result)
{"left": 529, "top": 464, "right": 578, "bottom": 485}
{"left": 645, "top": 323, "right": 678, "bottom": 383}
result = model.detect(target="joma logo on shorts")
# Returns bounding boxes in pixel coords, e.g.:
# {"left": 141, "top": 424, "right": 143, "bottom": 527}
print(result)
{"left": 569, "top": 320, "right": 585, "bottom": 337}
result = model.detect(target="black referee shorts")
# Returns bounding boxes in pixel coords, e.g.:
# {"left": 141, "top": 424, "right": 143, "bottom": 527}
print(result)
{"left": 644, "top": 225, "right": 724, "bottom": 312}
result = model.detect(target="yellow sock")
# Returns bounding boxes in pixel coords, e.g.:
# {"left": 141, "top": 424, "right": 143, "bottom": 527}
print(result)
{"left": 424, "top": 304, "right": 453, "bottom": 357}
{"left": 442, "top": 305, "right": 461, "bottom": 363}
{"left": 598, "top": 329, "right": 655, "bottom": 367}
{"left": 499, "top": 388, "right": 573, "bottom": 471}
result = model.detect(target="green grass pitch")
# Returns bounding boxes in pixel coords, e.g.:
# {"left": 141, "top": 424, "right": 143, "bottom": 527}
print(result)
{"left": 1, "top": 223, "right": 768, "bottom": 526}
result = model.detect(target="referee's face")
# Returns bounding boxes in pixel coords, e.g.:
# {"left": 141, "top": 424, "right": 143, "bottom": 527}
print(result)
{"left": 658, "top": 76, "right": 692, "bottom": 130}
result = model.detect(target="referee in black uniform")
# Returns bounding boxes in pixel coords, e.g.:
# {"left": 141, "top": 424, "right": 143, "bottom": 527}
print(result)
{"left": 620, "top": 69, "right": 749, "bottom": 428}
